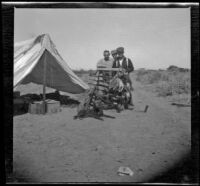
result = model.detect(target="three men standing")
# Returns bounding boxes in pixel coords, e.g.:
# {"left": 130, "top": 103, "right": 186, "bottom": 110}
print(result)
{"left": 97, "top": 47, "right": 134, "bottom": 106}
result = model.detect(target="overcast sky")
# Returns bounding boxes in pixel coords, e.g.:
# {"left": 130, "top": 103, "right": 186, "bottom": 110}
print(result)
{"left": 14, "top": 8, "right": 190, "bottom": 70}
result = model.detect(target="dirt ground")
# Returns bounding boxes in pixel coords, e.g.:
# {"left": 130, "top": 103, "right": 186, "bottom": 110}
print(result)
{"left": 13, "top": 76, "right": 191, "bottom": 183}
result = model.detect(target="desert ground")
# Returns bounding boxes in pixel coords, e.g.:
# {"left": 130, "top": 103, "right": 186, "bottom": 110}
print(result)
{"left": 13, "top": 72, "right": 191, "bottom": 183}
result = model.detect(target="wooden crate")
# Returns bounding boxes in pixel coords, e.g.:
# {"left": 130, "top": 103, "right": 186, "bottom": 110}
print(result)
{"left": 29, "top": 100, "right": 61, "bottom": 114}
{"left": 29, "top": 101, "right": 45, "bottom": 114}
{"left": 46, "top": 99, "right": 61, "bottom": 114}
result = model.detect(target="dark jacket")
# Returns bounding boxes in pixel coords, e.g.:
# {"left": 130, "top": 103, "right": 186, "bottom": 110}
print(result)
{"left": 112, "top": 57, "right": 134, "bottom": 73}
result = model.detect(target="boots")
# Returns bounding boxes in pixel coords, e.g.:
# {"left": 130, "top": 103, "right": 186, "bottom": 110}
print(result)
{"left": 129, "top": 101, "right": 134, "bottom": 106}
{"left": 129, "top": 93, "right": 134, "bottom": 106}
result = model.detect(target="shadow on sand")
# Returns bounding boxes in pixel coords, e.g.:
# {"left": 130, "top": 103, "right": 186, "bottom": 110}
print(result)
{"left": 13, "top": 93, "right": 80, "bottom": 116}
{"left": 147, "top": 153, "right": 198, "bottom": 184}
{"left": 6, "top": 171, "right": 38, "bottom": 183}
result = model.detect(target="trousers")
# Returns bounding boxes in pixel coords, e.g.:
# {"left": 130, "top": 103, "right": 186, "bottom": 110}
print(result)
{"left": 125, "top": 73, "right": 133, "bottom": 91}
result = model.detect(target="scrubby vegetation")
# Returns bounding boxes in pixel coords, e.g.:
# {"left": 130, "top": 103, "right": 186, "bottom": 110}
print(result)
{"left": 73, "top": 69, "right": 96, "bottom": 86}
{"left": 73, "top": 69, "right": 95, "bottom": 76}
{"left": 136, "top": 66, "right": 191, "bottom": 99}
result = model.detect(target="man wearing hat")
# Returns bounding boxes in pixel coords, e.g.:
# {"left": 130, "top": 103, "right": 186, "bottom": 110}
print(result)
{"left": 115, "top": 47, "right": 134, "bottom": 73}
{"left": 111, "top": 49, "right": 118, "bottom": 61}
{"left": 113, "top": 47, "right": 134, "bottom": 105}
{"left": 111, "top": 49, "right": 118, "bottom": 76}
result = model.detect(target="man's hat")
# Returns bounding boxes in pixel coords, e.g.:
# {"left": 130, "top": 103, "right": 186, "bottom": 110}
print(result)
{"left": 111, "top": 50, "right": 117, "bottom": 55}
{"left": 116, "top": 47, "right": 124, "bottom": 53}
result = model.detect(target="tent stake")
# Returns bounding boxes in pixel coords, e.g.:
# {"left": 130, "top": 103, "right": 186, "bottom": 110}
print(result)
{"left": 43, "top": 51, "right": 47, "bottom": 114}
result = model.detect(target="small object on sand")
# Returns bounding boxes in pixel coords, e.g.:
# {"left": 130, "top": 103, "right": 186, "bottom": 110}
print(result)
{"left": 171, "top": 102, "right": 191, "bottom": 107}
{"left": 117, "top": 166, "right": 134, "bottom": 176}
{"left": 144, "top": 105, "right": 149, "bottom": 112}
{"left": 135, "top": 103, "right": 149, "bottom": 113}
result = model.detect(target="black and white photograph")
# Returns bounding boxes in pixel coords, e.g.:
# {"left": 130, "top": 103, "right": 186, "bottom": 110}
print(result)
{"left": 2, "top": 2, "right": 199, "bottom": 184}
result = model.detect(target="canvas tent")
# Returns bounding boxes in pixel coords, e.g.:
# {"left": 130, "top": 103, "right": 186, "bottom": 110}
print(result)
{"left": 14, "top": 34, "right": 89, "bottom": 94}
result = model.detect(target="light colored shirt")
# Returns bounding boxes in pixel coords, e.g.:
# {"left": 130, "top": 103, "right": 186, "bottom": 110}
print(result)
{"left": 97, "top": 58, "right": 114, "bottom": 68}
{"left": 97, "top": 58, "right": 114, "bottom": 78}
{"left": 119, "top": 58, "right": 123, "bottom": 67}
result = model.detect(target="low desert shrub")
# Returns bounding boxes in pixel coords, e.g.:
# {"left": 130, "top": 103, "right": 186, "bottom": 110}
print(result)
{"left": 136, "top": 68, "right": 190, "bottom": 97}
{"left": 136, "top": 70, "right": 162, "bottom": 84}
{"left": 156, "top": 81, "right": 173, "bottom": 97}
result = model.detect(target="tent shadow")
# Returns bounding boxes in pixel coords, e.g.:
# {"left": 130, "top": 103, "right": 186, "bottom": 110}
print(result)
{"left": 13, "top": 92, "right": 80, "bottom": 116}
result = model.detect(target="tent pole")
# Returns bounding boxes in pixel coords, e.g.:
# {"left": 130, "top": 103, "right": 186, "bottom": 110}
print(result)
{"left": 43, "top": 51, "right": 47, "bottom": 114}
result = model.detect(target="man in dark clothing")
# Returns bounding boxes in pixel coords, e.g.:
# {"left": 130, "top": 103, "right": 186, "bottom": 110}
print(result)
{"left": 113, "top": 47, "right": 134, "bottom": 90}
{"left": 112, "top": 47, "right": 134, "bottom": 106}
{"left": 113, "top": 47, "right": 134, "bottom": 72}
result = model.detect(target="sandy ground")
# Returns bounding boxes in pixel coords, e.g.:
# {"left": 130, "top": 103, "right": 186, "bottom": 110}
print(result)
{"left": 13, "top": 77, "right": 191, "bottom": 183}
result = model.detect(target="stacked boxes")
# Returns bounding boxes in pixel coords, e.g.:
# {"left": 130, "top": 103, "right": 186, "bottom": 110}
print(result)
{"left": 28, "top": 99, "right": 61, "bottom": 114}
